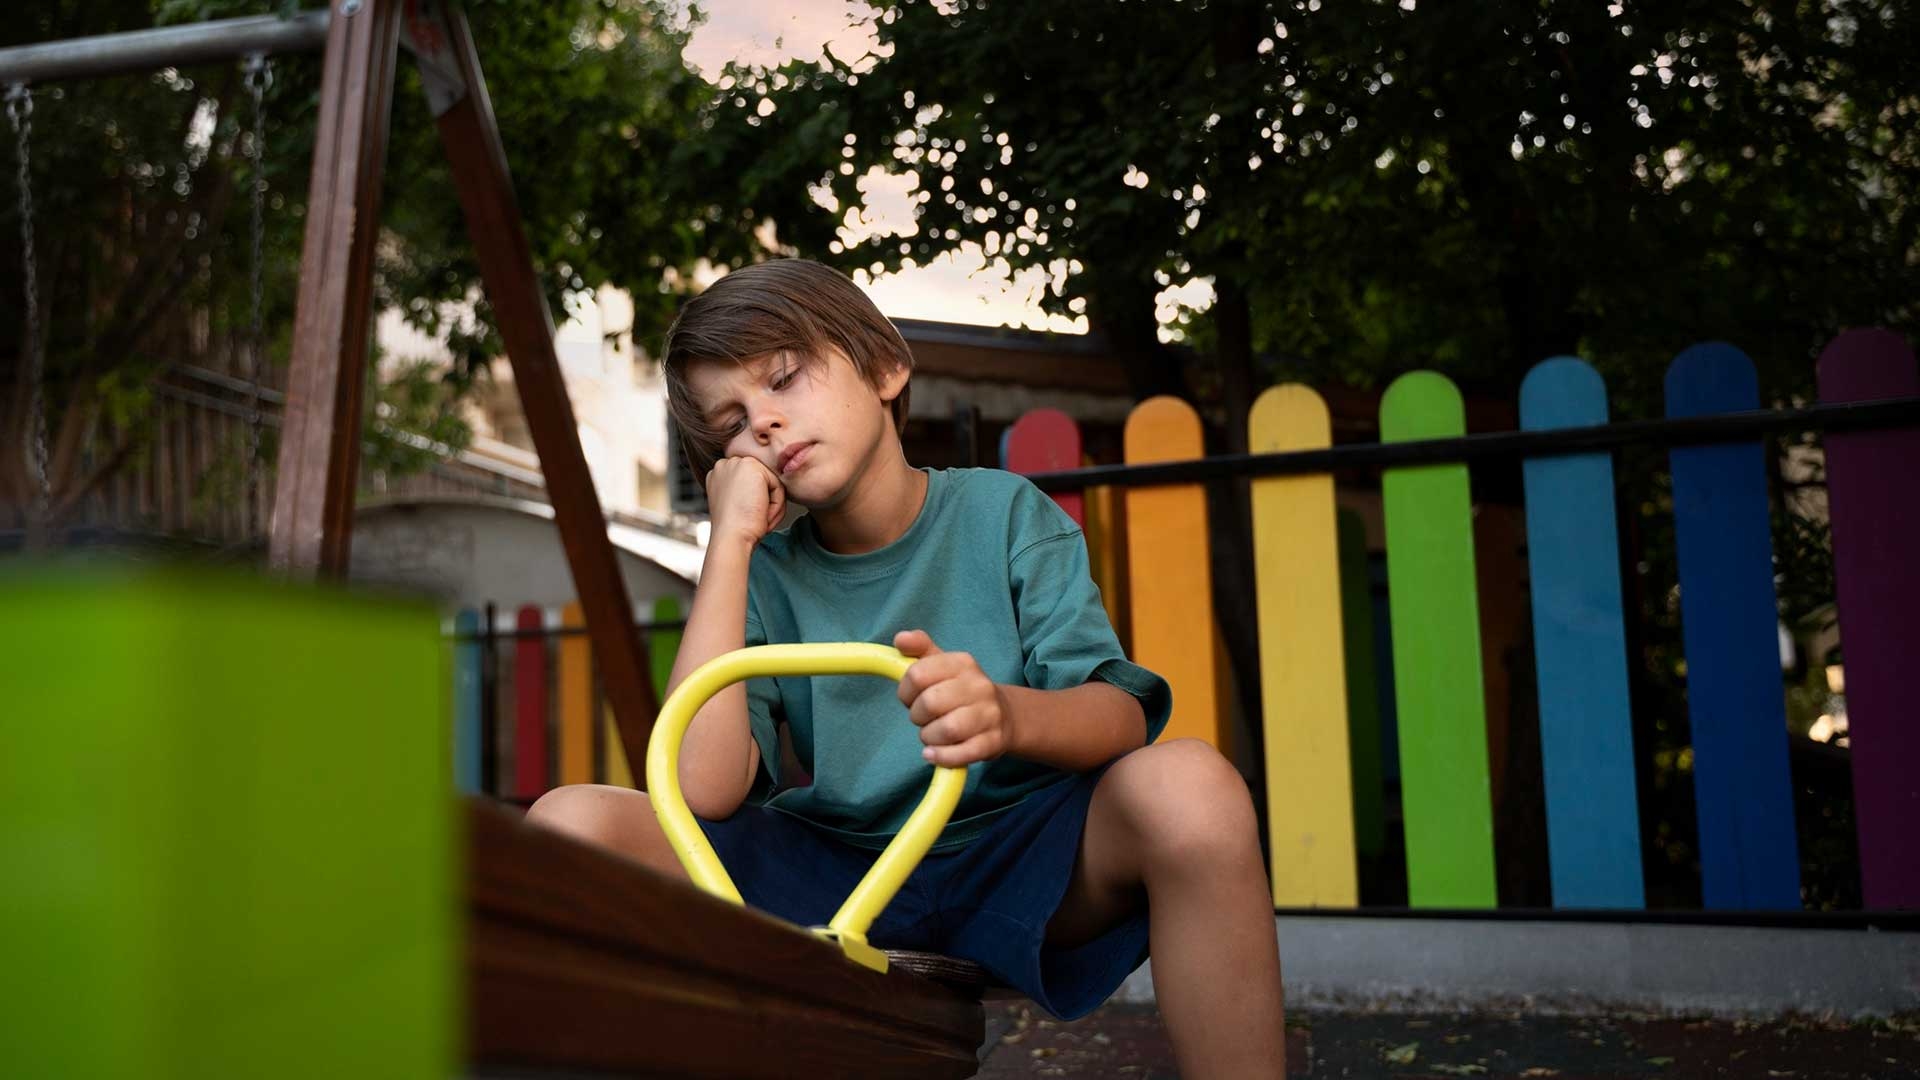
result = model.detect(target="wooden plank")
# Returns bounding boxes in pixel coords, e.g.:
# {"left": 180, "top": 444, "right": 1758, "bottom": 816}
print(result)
{"left": 466, "top": 801, "right": 982, "bottom": 1078}
{"left": 1249, "top": 384, "right": 1357, "bottom": 906}
{"left": 423, "top": 6, "right": 659, "bottom": 772}
{"left": 1006, "top": 408, "right": 1085, "bottom": 526}
{"left": 1665, "top": 342, "right": 1801, "bottom": 909}
{"left": 1379, "top": 371, "right": 1497, "bottom": 908}
{"left": 1519, "top": 357, "right": 1645, "bottom": 909}
{"left": 514, "top": 605, "right": 550, "bottom": 801}
{"left": 557, "top": 602, "right": 593, "bottom": 787}
{"left": 454, "top": 608, "right": 484, "bottom": 794}
{"left": 1816, "top": 328, "right": 1920, "bottom": 909}
{"left": 1337, "top": 509, "right": 1386, "bottom": 860}
{"left": 269, "top": 0, "right": 403, "bottom": 577}
{"left": 1123, "top": 396, "right": 1223, "bottom": 750}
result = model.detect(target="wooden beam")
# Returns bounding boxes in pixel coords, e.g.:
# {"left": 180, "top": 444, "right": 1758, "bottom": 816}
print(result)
{"left": 467, "top": 801, "right": 984, "bottom": 1077}
{"left": 420, "top": 5, "right": 660, "bottom": 767}
{"left": 269, "top": 0, "right": 404, "bottom": 577}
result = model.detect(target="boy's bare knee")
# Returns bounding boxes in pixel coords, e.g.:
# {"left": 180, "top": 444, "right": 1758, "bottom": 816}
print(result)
{"left": 1119, "top": 740, "right": 1258, "bottom": 870}
{"left": 526, "top": 784, "right": 648, "bottom": 843}
{"left": 522, "top": 784, "right": 689, "bottom": 878}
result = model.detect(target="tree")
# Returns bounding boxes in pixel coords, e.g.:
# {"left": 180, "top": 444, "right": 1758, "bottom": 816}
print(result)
{"left": 702, "top": 0, "right": 1917, "bottom": 902}
{"left": 708, "top": 0, "right": 1916, "bottom": 417}
{"left": 0, "top": 0, "right": 774, "bottom": 542}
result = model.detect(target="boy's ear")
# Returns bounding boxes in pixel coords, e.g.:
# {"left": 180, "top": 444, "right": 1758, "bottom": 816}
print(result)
{"left": 876, "top": 360, "right": 911, "bottom": 404}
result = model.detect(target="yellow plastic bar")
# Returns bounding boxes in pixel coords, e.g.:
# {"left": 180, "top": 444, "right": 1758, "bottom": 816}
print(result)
{"left": 645, "top": 643, "right": 966, "bottom": 972}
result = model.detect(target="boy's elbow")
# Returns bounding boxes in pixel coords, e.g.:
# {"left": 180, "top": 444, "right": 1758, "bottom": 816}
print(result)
{"left": 684, "top": 787, "right": 746, "bottom": 822}
{"left": 679, "top": 756, "right": 753, "bottom": 821}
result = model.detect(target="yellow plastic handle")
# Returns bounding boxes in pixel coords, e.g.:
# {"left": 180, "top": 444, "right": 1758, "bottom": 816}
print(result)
{"left": 645, "top": 643, "right": 966, "bottom": 973}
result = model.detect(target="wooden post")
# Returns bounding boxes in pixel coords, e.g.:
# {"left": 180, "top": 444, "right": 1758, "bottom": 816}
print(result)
{"left": 269, "top": 0, "right": 404, "bottom": 577}
{"left": 413, "top": 3, "right": 660, "bottom": 766}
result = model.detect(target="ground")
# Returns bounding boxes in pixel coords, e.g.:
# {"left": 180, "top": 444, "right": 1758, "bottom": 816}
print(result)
{"left": 975, "top": 1001, "right": 1920, "bottom": 1078}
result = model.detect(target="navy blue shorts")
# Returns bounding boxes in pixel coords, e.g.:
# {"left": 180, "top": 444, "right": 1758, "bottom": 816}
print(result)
{"left": 695, "top": 767, "right": 1149, "bottom": 1020}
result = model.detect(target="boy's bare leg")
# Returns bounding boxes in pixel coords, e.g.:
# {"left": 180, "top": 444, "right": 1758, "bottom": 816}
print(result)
{"left": 1044, "top": 739, "right": 1286, "bottom": 1079}
{"left": 524, "top": 784, "right": 690, "bottom": 880}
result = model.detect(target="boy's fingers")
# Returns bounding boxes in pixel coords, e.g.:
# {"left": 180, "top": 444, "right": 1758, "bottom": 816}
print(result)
{"left": 922, "top": 729, "right": 1001, "bottom": 767}
{"left": 892, "top": 629, "right": 941, "bottom": 656}
{"left": 897, "top": 652, "right": 972, "bottom": 708}
{"left": 906, "top": 678, "right": 971, "bottom": 727}
{"left": 917, "top": 704, "right": 988, "bottom": 747}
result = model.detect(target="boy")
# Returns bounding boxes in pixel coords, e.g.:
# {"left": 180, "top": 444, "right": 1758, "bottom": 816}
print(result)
{"left": 527, "top": 259, "right": 1285, "bottom": 1076}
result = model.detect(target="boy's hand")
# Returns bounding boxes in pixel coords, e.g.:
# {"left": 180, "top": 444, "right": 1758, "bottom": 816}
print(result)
{"left": 705, "top": 455, "right": 786, "bottom": 547}
{"left": 894, "top": 629, "right": 1013, "bottom": 767}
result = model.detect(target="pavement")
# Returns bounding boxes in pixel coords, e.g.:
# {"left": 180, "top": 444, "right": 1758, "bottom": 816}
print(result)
{"left": 975, "top": 1001, "right": 1920, "bottom": 1078}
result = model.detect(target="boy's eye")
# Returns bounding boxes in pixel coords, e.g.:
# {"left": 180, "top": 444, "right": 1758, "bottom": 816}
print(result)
{"left": 771, "top": 366, "right": 797, "bottom": 390}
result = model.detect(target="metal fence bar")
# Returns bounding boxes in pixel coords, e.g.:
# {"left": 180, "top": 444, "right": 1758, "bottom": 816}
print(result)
{"left": 1023, "top": 396, "right": 1920, "bottom": 492}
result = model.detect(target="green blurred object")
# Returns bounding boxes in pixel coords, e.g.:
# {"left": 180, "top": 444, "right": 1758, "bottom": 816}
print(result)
{"left": 0, "top": 570, "right": 455, "bottom": 1077}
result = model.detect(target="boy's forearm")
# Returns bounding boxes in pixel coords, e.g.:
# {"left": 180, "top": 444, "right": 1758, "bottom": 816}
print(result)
{"left": 1001, "top": 680, "right": 1147, "bottom": 773}
{"left": 666, "top": 535, "right": 761, "bottom": 816}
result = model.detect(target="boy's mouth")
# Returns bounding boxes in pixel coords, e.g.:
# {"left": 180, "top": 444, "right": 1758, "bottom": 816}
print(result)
{"left": 778, "top": 441, "right": 815, "bottom": 475}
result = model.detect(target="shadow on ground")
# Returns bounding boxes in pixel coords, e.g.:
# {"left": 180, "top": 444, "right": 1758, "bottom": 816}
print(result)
{"left": 976, "top": 1001, "right": 1920, "bottom": 1078}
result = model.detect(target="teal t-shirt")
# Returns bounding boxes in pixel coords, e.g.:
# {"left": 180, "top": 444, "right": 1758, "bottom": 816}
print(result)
{"left": 741, "top": 467, "right": 1172, "bottom": 852}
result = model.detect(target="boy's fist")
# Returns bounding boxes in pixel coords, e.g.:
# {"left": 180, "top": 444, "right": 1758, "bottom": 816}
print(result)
{"left": 894, "top": 629, "right": 1014, "bottom": 767}
{"left": 705, "top": 455, "right": 786, "bottom": 547}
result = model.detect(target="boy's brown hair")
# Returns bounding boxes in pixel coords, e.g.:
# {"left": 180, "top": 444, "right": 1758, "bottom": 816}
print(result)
{"left": 662, "top": 259, "right": 914, "bottom": 471}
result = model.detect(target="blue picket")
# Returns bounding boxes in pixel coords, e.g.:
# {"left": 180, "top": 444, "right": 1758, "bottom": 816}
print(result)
{"left": 453, "top": 608, "right": 483, "bottom": 795}
{"left": 1665, "top": 343, "right": 1801, "bottom": 910}
{"left": 1520, "top": 357, "right": 1645, "bottom": 909}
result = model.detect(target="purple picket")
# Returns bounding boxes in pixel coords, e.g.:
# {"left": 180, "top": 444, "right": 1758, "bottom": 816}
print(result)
{"left": 1817, "top": 328, "right": 1920, "bottom": 910}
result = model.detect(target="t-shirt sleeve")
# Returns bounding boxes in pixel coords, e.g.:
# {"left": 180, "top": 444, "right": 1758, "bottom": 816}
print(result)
{"left": 742, "top": 593, "right": 785, "bottom": 799}
{"left": 1007, "top": 496, "right": 1173, "bottom": 744}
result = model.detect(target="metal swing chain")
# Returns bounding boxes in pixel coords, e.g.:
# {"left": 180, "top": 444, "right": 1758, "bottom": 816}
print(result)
{"left": 7, "top": 82, "right": 49, "bottom": 524}
{"left": 242, "top": 55, "right": 272, "bottom": 535}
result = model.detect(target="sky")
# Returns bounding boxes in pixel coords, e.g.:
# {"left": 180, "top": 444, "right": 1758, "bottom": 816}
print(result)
{"left": 677, "top": 0, "right": 1214, "bottom": 336}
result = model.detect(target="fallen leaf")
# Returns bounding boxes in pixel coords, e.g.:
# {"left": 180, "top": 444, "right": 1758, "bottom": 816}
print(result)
{"left": 1432, "top": 1065, "right": 1488, "bottom": 1076}
{"left": 1519, "top": 1070, "right": 1561, "bottom": 1078}
{"left": 1385, "top": 1041, "right": 1420, "bottom": 1065}
{"left": 1647, "top": 1057, "right": 1675, "bottom": 1067}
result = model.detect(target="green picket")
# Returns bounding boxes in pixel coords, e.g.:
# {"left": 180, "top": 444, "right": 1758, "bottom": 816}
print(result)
{"left": 1379, "top": 372, "right": 1497, "bottom": 907}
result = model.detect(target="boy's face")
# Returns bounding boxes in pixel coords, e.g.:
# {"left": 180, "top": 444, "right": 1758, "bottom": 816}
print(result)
{"left": 685, "top": 347, "right": 908, "bottom": 509}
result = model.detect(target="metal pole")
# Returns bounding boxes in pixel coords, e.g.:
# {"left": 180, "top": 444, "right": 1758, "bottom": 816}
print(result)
{"left": 1021, "top": 396, "right": 1920, "bottom": 492}
{"left": 0, "top": 12, "right": 329, "bottom": 86}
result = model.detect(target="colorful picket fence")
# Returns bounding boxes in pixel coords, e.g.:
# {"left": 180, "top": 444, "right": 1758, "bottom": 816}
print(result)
{"left": 452, "top": 330, "right": 1913, "bottom": 914}
{"left": 1006, "top": 330, "right": 1916, "bottom": 913}
{"left": 449, "top": 597, "right": 684, "bottom": 800}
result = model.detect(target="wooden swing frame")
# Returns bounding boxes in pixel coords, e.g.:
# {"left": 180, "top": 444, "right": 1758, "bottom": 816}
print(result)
{"left": 1, "top": 3, "right": 985, "bottom": 1074}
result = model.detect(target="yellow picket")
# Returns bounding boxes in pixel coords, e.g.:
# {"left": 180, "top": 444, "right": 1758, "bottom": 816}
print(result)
{"left": 1083, "top": 457, "right": 1131, "bottom": 648}
{"left": 1249, "top": 385, "right": 1358, "bottom": 906}
{"left": 602, "top": 705, "right": 635, "bottom": 788}
{"left": 1123, "top": 396, "right": 1224, "bottom": 751}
